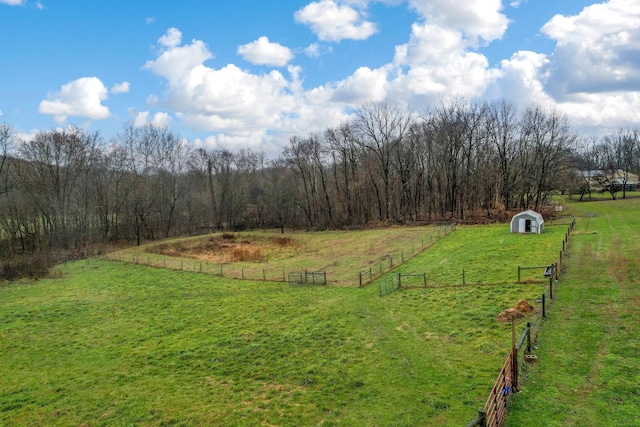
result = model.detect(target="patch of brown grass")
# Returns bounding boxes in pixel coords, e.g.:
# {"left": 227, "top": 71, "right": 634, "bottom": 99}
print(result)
{"left": 271, "top": 236, "right": 295, "bottom": 247}
{"left": 231, "top": 246, "right": 263, "bottom": 262}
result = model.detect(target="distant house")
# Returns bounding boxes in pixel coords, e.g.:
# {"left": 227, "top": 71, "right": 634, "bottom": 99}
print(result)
{"left": 580, "top": 170, "right": 638, "bottom": 192}
{"left": 510, "top": 210, "right": 544, "bottom": 234}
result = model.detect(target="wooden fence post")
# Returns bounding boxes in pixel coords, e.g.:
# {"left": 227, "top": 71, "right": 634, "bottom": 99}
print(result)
{"left": 542, "top": 294, "right": 546, "bottom": 318}
{"left": 511, "top": 317, "right": 518, "bottom": 391}
{"left": 549, "top": 277, "right": 553, "bottom": 299}
{"left": 478, "top": 409, "right": 487, "bottom": 427}
{"left": 526, "top": 322, "right": 532, "bottom": 353}
{"left": 559, "top": 251, "right": 563, "bottom": 272}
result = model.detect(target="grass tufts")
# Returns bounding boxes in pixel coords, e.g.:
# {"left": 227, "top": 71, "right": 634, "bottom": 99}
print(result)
{"left": 231, "top": 246, "right": 262, "bottom": 262}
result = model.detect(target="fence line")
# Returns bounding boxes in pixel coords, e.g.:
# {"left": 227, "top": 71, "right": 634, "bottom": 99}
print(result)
{"left": 103, "top": 252, "right": 313, "bottom": 284}
{"left": 287, "top": 271, "right": 327, "bottom": 286}
{"left": 466, "top": 216, "right": 576, "bottom": 427}
{"left": 360, "top": 222, "right": 456, "bottom": 288}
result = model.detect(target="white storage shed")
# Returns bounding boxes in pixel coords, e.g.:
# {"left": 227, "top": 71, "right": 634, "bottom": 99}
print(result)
{"left": 510, "top": 210, "right": 544, "bottom": 234}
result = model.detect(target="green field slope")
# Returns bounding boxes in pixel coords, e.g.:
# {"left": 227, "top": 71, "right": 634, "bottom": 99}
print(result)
{"left": 1, "top": 220, "right": 567, "bottom": 426}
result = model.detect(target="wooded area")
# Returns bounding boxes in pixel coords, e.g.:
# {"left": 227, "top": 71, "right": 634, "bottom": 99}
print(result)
{"left": 0, "top": 99, "right": 639, "bottom": 259}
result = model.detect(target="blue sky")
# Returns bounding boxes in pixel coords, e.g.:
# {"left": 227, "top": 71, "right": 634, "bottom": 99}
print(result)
{"left": 1, "top": 0, "right": 639, "bottom": 154}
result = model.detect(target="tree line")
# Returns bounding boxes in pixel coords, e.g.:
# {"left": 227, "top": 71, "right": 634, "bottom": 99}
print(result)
{"left": 1, "top": 99, "right": 639, "bottom": 258}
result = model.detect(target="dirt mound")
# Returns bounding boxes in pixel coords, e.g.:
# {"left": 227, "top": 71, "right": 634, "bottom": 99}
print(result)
{"left": 497, "top": 299, "right": 536, "bottom": 322}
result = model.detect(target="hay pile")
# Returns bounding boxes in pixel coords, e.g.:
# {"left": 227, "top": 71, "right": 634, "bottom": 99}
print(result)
{"left": 497, "top": 299, "right": 536, "bottom": 322}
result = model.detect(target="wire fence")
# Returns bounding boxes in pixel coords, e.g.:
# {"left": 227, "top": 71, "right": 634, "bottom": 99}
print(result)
{"left": 102, "top": 252, "right": 311, "bottom": 283}
{"left": 288, "top": 271, "right": 327, "bottom": 286}
{"left": 466, "top": 216, "right": 576, "bottom": 427}
{"left": 359, "top": 222, "right": 456, "bottom": 287}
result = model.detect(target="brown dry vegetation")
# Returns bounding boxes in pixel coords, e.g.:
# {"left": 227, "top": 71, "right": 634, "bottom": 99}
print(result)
{"left": 148, "top": 233, "right": 298, "bottom": 263}
{"left": 497, "top": 299, "right": 536, "bottom": 322}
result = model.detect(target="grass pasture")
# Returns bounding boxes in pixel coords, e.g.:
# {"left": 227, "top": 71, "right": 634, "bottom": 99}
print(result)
{"left": 390, "top": 221, "right": 571, "bottom": 286}
{"left": 506, "top": 198, "right": 640, "bottom": 426}
{"left": 0, "top": 220, "right": 572, "bottom": 426}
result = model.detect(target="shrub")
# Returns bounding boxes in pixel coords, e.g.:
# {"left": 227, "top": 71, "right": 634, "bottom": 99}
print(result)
{"left": 0, "top": 253, "right": 60, "bottom": 281}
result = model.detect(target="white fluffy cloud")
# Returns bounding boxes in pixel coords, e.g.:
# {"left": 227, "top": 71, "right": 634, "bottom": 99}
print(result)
{"left": 407, "top": 0, "right": 509, "bottom": 47}
{"left": 143, "top": 28, "right": 358, "bottom": 152}
{"left": 477, "top": 0, "right": 640, "bottom": 135}
{"left": 158, "top": 27, "right": 183, "bottom": 48}
{"left": 110, "top": 81, "right": 130, "bottom": 94}
{"left": 542, "top": 0, "right": 640, "bottom": 98}
{"left": 295, "top": 0, "right": 377, "bottom": 41}
{"left": 237, "top": 36, "right": 294, "bottom": 67}
{"left": 0, "top": 0, "right": 23, "bottom": 5}
{"left": 336, "top": 2, "right": 499, "bottom": 107}
{"left": 133, "top": 111, "right": 171, "bottom": 128}
{"left": 38, "top": 77, "right": 110, "bottom": 123}
{"left": 485, "top": 50, "right": 553, "bottom": 107}
{"left": 141, "top": 0, "right": 640, "bottom": 152}
{"left": 332, "top": 66, "right": 389, "bottom": 103}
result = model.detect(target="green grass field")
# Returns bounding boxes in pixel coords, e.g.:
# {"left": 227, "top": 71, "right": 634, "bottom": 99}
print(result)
{"left": 0, "top": 213, "right": 593, "bottom": 426}
{"left": 505, "top": 198, "right": 640, "bottom": 426}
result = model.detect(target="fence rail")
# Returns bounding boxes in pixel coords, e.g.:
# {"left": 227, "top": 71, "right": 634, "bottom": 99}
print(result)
{"left": 466, "top": 215, "right": 576, "bottom": 427}
{"left": 484, "top": 352, "right": 515, "bottom": 427}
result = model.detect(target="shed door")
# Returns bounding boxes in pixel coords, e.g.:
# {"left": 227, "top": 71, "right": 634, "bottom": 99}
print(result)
{"left": 519, "top": 218, "right": 526, "bottom": 233}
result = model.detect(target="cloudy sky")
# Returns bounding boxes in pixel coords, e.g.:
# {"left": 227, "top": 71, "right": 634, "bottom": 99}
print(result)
{"left": 1, "top": 0, "right": 639, "bottom": 154}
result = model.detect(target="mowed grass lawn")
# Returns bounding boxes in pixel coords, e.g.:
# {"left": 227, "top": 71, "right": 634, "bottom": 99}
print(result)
{"left": 1, "top": 221, "right": 567, "bottom": 426}
{"left": 506, "top": 198, "right": 640, "bottom": 426}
